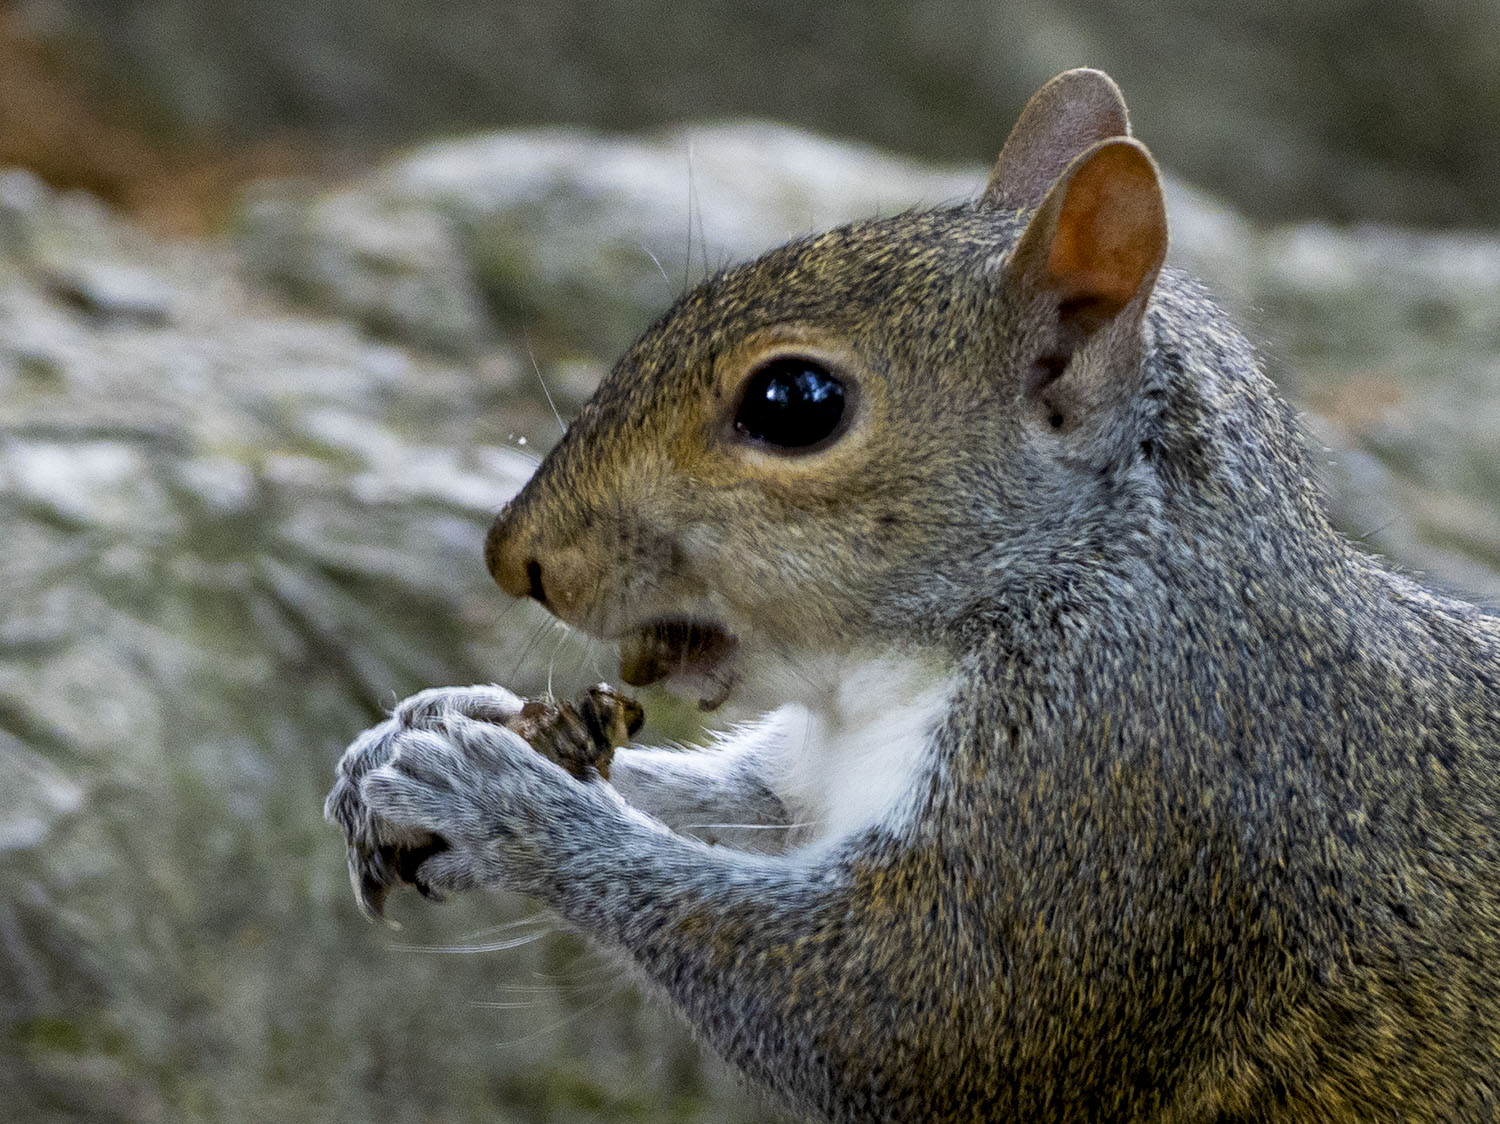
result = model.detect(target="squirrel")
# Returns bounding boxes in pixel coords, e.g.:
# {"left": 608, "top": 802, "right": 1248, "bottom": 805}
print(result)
{"left": 326, "top": 69, "right": 1500, "bottom": 1122}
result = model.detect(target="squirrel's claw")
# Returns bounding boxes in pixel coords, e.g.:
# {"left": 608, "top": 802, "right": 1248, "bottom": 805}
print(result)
{"left": 348, "top": 844, "right": 397, "bottom": 925}
{"left": 347, "top": 836, "right": 453, "bottom": 925}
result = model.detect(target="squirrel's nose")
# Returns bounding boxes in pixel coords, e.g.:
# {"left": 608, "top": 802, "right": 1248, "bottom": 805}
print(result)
{"left": 485, "top": 506, "right": 548, "bottom": 606}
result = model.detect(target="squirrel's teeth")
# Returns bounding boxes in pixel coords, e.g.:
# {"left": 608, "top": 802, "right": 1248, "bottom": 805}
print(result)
{"left": 693, "top": 665, "right": 736, "bottom": 712}
{"left": 618, "top": 619, "right": 739, "bottom": 709}
{"left": 618, "top": 631, "right": 672, "bottom": 688}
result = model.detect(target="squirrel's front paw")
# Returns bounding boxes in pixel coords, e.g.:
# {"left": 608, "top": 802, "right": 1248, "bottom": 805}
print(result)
{"left": 325, "top": 685, "right": 599, "bottom": 920}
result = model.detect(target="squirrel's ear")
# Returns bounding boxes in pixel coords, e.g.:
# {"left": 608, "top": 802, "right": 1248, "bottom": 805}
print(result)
{"left": 982, "top": 68, "right": 1130, "bottom": 213}
{"left": 1002, "top": 136, "right": 1167, "bottom": 418}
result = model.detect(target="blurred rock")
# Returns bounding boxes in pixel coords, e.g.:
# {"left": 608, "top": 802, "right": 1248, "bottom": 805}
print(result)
{"left": 0, "top": 733, "right": 83, "bottom": 853}
{"left": 1250, "top": 224, "right": 1500, "bottom": 602}
{"left": 237, "top": 186, "right": 491, "bottom": 355}
{"left": 0, "top": 168, "right": 50, "bottom": 258}
{"left": 40, "top": 260, "right": 176, "bottom": 326}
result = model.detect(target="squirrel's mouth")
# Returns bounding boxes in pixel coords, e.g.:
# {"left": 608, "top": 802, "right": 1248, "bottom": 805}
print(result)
{"left": 618, "top": 618, "right": 739, "bottom": 711}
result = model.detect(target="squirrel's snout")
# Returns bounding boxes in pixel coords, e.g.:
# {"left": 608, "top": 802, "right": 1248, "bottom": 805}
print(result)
{"left": 485, "top": 506, "right": 545, "bottom": 605}
{"left": 486, "top": 503, "right": 598, "bottom": 625}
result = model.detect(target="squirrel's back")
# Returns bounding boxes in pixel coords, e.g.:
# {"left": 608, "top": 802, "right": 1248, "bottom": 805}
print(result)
{"left": 915, "top": 259, "right": 1500, "bottom": 1118}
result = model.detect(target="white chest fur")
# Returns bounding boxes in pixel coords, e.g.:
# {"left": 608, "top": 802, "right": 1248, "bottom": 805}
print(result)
{"left": 734, "top": 652, "right": 954, "bottom": 846}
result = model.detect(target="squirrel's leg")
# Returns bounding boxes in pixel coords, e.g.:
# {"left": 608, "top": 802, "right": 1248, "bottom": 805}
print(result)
{"left": 608, "top": 729, "right": 793, "bottom": 852}
{"left": 544, "top": 828, "right": 856, "bottom": 1113}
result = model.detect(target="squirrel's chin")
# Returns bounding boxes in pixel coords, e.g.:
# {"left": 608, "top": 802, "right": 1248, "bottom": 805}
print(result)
{"left": 617, "top": 618, "right": 740, "bottom": 712}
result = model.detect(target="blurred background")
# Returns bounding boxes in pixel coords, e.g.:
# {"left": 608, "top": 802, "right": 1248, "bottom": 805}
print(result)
{"left": 6, "top": 0, "right": 1500, "bottom": 230}
{"left": 1, "top": 2, "right": 1498, "bottom": 1122}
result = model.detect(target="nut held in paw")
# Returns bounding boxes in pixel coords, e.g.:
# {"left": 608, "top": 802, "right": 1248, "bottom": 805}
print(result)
{"left": 503, "top": 684, "right": 644, "bottom": 780}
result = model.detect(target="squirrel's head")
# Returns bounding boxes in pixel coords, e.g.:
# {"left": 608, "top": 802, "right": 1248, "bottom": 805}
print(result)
{"left": 486, "top": 69, "right": 1168, "bottom": 710}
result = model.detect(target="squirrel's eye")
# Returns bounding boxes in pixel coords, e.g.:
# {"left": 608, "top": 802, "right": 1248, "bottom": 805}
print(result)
{"left": 733, "top": 358, "right": 847, "bottom": 450}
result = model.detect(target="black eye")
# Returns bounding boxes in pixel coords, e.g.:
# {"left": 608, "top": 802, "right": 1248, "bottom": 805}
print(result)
{"left": 733, "top": 358, "right": 847, "bottom": 450}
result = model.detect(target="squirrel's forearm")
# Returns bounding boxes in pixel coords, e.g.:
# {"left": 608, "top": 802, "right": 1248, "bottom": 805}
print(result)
{"left": 539, "top": 800, "right": 824, "bottom": 942}
{"left": 538, "top": 810, "right": 862, "bottom": 1111}
{"left": 608, "top": 743, "right": 793, "bottom": 852}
